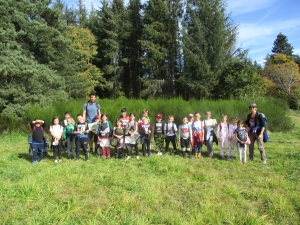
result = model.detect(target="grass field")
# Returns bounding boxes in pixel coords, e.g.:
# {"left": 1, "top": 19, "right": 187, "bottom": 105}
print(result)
{"left": 0, "top": 111, "right": 299, "bottom": 224}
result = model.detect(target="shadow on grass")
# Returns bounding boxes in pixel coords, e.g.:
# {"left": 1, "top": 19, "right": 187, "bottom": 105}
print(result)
{"left": 18, "top": 153, "right": 32, "bottom": 162}
{"left": 18, "top": 152, "right": 52, "bottom": 162}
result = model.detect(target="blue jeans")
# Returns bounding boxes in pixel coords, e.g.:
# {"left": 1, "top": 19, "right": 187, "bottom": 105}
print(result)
{"left": 32, "top": 142, "right": 44, "bottom": 162}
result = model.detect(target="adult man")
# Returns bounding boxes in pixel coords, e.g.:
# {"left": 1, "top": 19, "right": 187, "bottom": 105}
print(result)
{"left": 82, "top": 92, "right": 101, "bottom": 153}
{"left": 245, "top": 103, "right": 267, "bottom": 164}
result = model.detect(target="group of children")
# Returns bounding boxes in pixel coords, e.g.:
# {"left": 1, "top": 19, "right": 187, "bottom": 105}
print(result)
{"left": 30, "top": 109, "right": 250, "bottom": 165}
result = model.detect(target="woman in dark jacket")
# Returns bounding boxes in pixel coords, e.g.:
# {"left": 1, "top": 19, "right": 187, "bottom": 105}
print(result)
{"left": 245, "top": 103, "right": 267, "bottom": 164}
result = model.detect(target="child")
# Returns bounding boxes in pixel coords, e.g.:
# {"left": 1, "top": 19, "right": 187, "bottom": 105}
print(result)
{"left": 119, "top": 108, "right": 130, "bottom": 128}
{"left": 188, "top": 113, "right": 195, "bottom": 154}
{"left": 50, "top": 117, "right": 64, "bottom": 163}
{"left": 62, "top": 111, "right": 71, "bottom": 127}
{"left": 178, "top": 116, "right": 193, "bottom": 158}
{"left": 164, "top": 115, "right": 178, "bottom": 155}
{"left": 216, "top": 114, "right": 230, "bottom": 160}
{"left": 93, "top": 115, "right": 101, "bottom": 155}
{"left": 139, "top": 116, "right": 151, "bottom": 157}
{"left": 74, "top": 114, "right": 90, "bottom": 161}
{"left": 113, "top": 118, "right": 125, "bottom": 159}
{"left": 30, "top": 119, "right": 46, "bottom": 164}
{"left": 228, "top": 116, "right": 238, "bottom": 159}
{"left": 63, "top": 117, "right": 75, "bottom": 159}
{"left": 138, "top": 109, "right": 150, "bottom": 124}
{"left": 235, "top": 120, "right": 249, "bottom": 165}
{"left": 61, "top": 111, "right": 71, "bottom": 153}
{"left": 188, "top": 114, "right": 194, "bottom": 126}
{"left": 97, "top": 113, "right": 112, "bottom": 159}
{"left": 191, "top": 112, "right": 204, "bottom": 158}
{"left": 152, "top": 113, "right": 164, "bottom": 156}
{"left": 125, "top": 113, "right": 139, "bottom": 160}
{"left": 203, "top": 111, "right": 217, "bottom": 158}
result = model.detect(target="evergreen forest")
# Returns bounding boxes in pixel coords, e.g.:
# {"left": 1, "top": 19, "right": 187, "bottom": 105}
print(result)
{"left": 1, "top": 0, "right": 300, "bottom": 124}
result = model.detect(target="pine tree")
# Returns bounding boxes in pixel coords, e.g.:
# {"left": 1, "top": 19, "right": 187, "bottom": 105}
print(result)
{"left": 122, "top": 0, "right": 143, "bottom": 98}
{"left": 271, "top": 33, "right": 293, "bottom": 57}
{"left": 180, "top": 0, "right": 237, "bottom": 99}
{"left": 140, "top": 0, "right": 182, "bottom": 98}
{"left": 0, "top": 0, "right": 84, "bottom": 119}
{"left": 76, "top": 0, "right": 88, "bottom": 27}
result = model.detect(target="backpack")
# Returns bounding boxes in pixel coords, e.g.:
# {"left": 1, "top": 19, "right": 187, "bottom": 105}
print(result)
{"left": 165, "top": 122, "right": 175, "bottom": 134}
{"left": 219, "top": 122, "right": 229, "bottom": 131}
{"left": 28, "top": 136, "right": 48, "bottom": 155}
{"left": 179, "top": 124, "right": 191, "bottom": 130}
{"left": 258, "top": 112, "right": 268, "bottom": 126}
{"left": 85, "top": 100, "right": 100, "bottom": 110}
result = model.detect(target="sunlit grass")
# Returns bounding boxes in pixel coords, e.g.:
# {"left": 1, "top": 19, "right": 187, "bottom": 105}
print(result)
{"left": 0, "top": 111, "right": 299, "bottom": 224}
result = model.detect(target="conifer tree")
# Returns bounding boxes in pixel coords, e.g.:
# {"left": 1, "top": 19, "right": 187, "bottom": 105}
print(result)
{"left": 180, "top": 0, "right": 237, "bottom": 99}
{"left": 271, "top": 33, "right": 293, "bottom": 57}
{"left": 122, "top": 0, "right": 143, "bottom": 97}
{"left": 0, "top": 0, "right": 84, "bottom": 119}
{"left": 140, "top": 0, "right": 182, "bottom": 98}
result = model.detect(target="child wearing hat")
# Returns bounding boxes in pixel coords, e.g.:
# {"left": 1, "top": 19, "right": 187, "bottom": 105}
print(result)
{"left": 152, "top": 113, "right": 165, "bottom": 155}
{"left": 30, "top": 119, "right": 46, "bottom": 164}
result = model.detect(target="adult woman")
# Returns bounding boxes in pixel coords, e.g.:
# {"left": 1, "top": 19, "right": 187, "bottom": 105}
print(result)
{"left": 245, "top": 103, "right": 267, "bottom": 164}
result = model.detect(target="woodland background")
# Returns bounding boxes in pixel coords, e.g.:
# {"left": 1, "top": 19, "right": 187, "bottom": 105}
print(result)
{"left": 1, "top": 0, "right": 300, "bottom": 130}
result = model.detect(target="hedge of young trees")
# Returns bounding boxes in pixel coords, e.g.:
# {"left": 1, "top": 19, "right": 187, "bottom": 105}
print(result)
{"left": 1, "top": 0, "right": 300, "bottom": 123}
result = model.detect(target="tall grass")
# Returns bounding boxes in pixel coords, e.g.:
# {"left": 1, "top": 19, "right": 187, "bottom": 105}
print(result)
{"left": 0, "top": 113, "right": 299, "bottom": 224}
{"left": 0, "top": 97, "right": 293, "bottom": 133}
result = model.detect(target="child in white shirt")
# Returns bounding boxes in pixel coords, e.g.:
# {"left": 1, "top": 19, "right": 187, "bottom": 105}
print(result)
{"left": 216, "top": 114, "right": 229, "bottom": 159}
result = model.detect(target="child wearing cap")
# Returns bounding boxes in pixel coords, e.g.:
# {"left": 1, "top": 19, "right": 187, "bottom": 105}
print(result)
{"left": 30, "top": 119, "right": 46, "bottom": 164}
{"left": 152, "top": 113, "right": 165, "bottom": 155}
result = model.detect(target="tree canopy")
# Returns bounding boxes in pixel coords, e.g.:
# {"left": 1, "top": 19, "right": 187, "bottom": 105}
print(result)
{"left": 1, "top": 0, "right": 277, "bottom": 123}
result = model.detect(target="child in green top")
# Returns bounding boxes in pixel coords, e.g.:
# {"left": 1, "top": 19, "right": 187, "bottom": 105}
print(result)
{"left": 63, "top": 117, "right": 75, "bottom": 159}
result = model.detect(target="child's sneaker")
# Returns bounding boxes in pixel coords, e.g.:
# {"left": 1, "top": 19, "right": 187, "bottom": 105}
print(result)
{"left": 262, "top": 160, "right": 267, "bottom": 164}
{"left": 40, "top": 160, "right": 44, "bottom": 163}
{"left": 58, "top": 159, "right": 62, "bottom": 162}
{"left": 136, "top": 156, "right": 140, "bottom": 160}
{"left": 32, "top": 161, "right": 37, "bottom": 164}
{"left": 126, "top": 156, "right": 131, "bottom": 160}
{"left": 54, "top": 159, "right": 58, "bottom": 163}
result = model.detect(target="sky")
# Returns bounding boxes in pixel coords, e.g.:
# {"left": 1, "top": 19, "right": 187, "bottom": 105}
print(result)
{"left": 64, "top": 0, "right": 300, "bottom": 66}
